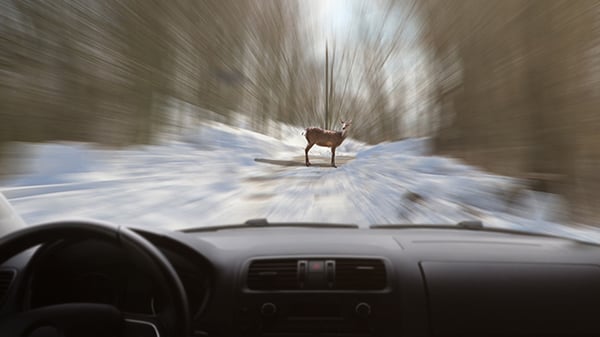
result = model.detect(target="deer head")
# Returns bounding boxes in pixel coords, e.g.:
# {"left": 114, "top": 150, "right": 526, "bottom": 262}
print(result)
{"left": 340, "top": 119, "right": 352, "bottom": 131}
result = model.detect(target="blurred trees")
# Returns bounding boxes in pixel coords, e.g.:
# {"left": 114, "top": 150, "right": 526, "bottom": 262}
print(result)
{"left": 0, "top": 0, "right": 426, "bottom": 145}
{"left": 422, "top": 0, "right": 600, "bottom": 222}
{"left": 0, "top": 0, "right": 258, "bottom": 144}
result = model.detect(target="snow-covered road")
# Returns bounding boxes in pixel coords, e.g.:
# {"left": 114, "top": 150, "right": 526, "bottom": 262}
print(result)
{"left": 2, "top": 121, "right": 600, "bottom": 243}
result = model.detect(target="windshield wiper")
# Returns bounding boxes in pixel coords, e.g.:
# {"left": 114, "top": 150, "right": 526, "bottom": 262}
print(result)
{"left": 370, "top": 220, "right": 600, "bottom": 246}
{"left": 181, "top": 218, "right": 359, "bottom": 233}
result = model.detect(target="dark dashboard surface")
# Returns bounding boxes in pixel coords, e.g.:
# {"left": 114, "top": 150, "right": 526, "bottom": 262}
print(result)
{"left": 2, "top": 225, "right": 600, "bottom": 337}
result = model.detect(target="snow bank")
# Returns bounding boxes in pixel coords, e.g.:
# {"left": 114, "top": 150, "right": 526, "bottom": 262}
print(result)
{"left": 4, "top": 143, "right": 108, "bottom": 186}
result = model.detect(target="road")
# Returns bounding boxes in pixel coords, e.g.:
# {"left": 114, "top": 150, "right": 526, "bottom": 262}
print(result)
{"left": 1, "top": 122, "right": 599, "bottom": 243}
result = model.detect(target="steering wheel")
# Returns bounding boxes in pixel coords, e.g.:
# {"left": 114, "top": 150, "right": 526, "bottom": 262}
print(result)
{"left": 0, "top": 220, "right": 190, "bottom": 337}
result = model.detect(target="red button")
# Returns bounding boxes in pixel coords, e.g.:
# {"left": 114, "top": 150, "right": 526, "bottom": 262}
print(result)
{"left": 310, "top": 261, "right": 324, "bottom": 271}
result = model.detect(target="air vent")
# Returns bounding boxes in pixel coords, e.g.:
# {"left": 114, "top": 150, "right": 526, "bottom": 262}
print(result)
{"left": 247, "top": 259, "right": 299, "bottom": 290}
{"left": 0, "top": 269, "right": 16, "bottom": 305}
{"left": 335, "top": 259, "right": 387, "bottom": 290}
{"left": 246, "top": 258, "right": 387, "bottom": 291}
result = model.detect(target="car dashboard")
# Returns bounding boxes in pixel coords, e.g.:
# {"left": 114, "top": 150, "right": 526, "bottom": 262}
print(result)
{"left": 2, "top": 224, "right": 600, "bottom": 337}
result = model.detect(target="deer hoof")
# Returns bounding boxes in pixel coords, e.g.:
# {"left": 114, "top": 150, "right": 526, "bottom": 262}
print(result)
{"left": 306, "top": 162, "right": 311, "bottom": 167}
{"left": 332, "top": 164, "right": 337, "bottom": 168}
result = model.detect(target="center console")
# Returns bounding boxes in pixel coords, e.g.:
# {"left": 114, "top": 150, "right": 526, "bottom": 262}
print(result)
{"left": 235, "top": 257, "right": 396, "bottom": 336}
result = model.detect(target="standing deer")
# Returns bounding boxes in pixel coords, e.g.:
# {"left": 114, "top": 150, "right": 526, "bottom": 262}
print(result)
{"left": 304, "top": 119, "right": 352, "bottom": 168}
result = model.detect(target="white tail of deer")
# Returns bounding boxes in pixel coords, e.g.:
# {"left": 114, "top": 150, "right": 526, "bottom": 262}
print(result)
{"left": 304, "top": 119, "right": 352, "bottom": 168}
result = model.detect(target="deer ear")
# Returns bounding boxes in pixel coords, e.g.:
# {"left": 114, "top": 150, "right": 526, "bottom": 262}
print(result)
{"left": 347, "top": 119, "right": 352, "bottom": 124}
{"left": 340, "top": 119, "right": 344, "bottom": 124}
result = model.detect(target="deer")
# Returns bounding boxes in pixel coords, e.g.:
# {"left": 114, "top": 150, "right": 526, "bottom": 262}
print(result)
{"left": 304, "top": 119, "right": 352, "bottom": 168}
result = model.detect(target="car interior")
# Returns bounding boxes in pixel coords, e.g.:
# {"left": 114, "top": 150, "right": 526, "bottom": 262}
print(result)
{"left": 3, "top": 1, "right": 600, "bottom": 337}
{"left": 1, "top": 218, "right": 599, "bottom": 337}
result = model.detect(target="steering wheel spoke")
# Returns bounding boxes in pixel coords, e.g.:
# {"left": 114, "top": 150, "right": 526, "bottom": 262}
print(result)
{"left": 123, "top": 312, "right": 164, "bottom": 337}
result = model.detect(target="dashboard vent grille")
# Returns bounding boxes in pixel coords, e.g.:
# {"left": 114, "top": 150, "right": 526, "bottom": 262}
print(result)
{"left": 247, "top": 259, "right": 299, "bottom": 290}
{"left": 0, "top": 269, "right": 16, "bottom": 305}
{"left": 335, "top": 259, "right": 386, "bottom": 290}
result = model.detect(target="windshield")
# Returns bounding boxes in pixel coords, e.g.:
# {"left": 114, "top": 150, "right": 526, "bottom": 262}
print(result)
{"left": 1, "top": 1, "right": 599, "bottom": 242}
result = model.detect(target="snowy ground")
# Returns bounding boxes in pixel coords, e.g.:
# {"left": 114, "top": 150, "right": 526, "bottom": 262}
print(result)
{"left": 2, "top": 121, "right": 600, "bottom": 243}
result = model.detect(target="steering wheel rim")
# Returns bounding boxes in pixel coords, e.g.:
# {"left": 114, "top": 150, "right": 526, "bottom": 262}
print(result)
{"left": 0, "top": 220, "right": 191, "bottom": 337}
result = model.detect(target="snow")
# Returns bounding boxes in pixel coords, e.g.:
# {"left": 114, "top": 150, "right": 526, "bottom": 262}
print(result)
{"left": 2, "top": 120, "right": 600, "bottom": 243}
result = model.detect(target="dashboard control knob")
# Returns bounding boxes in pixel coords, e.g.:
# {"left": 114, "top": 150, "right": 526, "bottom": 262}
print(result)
{"left": 261, "top": 302, "right": 277, "bottom": 316}
{"left": 355, "top": 302, "right": 371, "bottom": 318}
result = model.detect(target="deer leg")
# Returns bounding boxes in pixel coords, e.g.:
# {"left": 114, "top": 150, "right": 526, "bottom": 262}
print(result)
{"left": 305, "top": 143, "right": 314, "bottom": 166}
{"left": 331, "top": 147, "right": 337, "bottom": 168}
